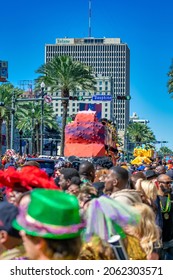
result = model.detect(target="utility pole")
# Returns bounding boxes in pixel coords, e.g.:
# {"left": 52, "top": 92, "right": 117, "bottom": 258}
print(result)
{"left": 88, "top": 0, "right": 92, "bottom": 37}
{"left": 10, "top": 91, "right": 15, "bottom": 150}
{"left": 19, "top": 130, "right": 23, "bottom": 156}
{"left": 40, "top": 82, "right": 45, "bottom": 155}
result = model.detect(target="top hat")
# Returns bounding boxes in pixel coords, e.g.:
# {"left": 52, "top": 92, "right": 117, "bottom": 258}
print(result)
{"left": 13, "top": 189, "right": 85, "bottom": 239}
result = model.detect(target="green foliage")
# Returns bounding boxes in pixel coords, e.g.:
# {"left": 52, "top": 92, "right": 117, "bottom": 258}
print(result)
{"left": 159, "top": 146, "right": 173, "bottom": 156}
{"left": 117, "top": 135, "right": 123, "bottom": 147}
{"left": 0, "top": 83, "right": 24, "bottom": 150}
{"left": 35, "top": 55, "right": 97, "bottom": 155}
{"left": 167, "top": 59, "right": 173, "bottom": 95}
{"left": 127, "top": 122, "right": 156, "bottom": 146}
{"left": 0, "top": 83, "right": 23, "bottom": 114}
{"left": 16, "top": 102, "right": 58, "bottom": 133}
{"left": 35, "top": 55, "right": 97, "bottom": 94}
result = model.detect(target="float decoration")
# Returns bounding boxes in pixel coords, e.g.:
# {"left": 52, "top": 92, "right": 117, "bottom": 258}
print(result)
{"left": 64, "top": 111, "right": 118, "bottom": 161}
{"left": 64, "top": 110, "right": 106, "bottom": 157}
{"left": 131, "top": 147, "right": 154, "bottom": 165}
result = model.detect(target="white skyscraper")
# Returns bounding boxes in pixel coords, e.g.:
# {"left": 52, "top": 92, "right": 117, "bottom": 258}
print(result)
{"left": 45, "top": 37, "right": 130, "bottom": 134}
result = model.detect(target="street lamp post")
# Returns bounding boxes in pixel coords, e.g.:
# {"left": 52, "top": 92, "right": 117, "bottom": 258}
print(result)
{"left": 10, "top": 91, "right": 15, "bottom": 150}
{"left": 55, "top": 140, "right": 58, "bottom": 156}
{"left": 31, "top": 108, "right": 35, "bottom": 154}
{"left": 49, "top": 138, "right": 53, "bottom": 156}
{"left": 40, "top": 82, "right": 45, "bottom": 155}
{"left": 19, "top": 130, "right": 23, "bottom": 156}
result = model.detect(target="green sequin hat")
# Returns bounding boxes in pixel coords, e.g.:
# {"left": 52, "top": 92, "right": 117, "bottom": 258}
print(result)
{"left": 13, "top": 189, "right": 85, "bottom": 239}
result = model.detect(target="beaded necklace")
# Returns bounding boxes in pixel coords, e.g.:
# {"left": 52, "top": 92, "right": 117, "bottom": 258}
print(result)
{"left": 160, "top": 194, "right": 171, "bottom": 213}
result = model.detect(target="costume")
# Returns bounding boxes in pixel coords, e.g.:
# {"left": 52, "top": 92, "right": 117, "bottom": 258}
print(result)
{"left": 78, "top": 234, "right": 146, "bottom": 260}
{"left": 84, "top": 195, "right": 146, "bottom": 259}
{"left": 78, "top": 235, "right": 115, "bottom": 260}
{"left": 13, "top": 189, "right": 85, "bottom": 239}
{"left": 0, "top": 166, "right": 59, "bottom": 195}
{"left": 125, "top": 235, "right": 146, "bottom": 260}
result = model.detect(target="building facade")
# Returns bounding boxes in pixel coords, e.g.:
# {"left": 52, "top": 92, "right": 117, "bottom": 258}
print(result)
{"left": 130, "top": 112, "right": 149, "bottom": 125}
{"left": 45, "top": 37, "right": 130, "bottom": 134}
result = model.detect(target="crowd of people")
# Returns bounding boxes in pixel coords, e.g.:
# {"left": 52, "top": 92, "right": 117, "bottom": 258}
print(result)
{"left": 0, "top": 150, "right": 173, "bottom": 260}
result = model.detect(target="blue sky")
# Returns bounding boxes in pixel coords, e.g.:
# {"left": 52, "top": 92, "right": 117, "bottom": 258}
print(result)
{"left": 1, "top": 0, "right": 173, "bottom": 150}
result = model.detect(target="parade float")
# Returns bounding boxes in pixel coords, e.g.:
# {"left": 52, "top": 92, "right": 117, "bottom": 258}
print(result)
{"left": 64, "top": 110, "right": 118, "bottom": 164}
{"left": 130, "top": 147, "right": 154, "bottom": 165}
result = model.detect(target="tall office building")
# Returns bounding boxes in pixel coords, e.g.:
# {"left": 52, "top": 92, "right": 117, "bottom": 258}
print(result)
{"left": 45, "top": 37, "right": 130, "bottom": 135}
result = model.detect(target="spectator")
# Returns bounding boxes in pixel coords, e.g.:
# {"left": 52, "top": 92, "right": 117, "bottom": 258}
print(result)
{"left": 125, "top": 203, "right": 161, "bottom": 260}
{"left": 130, "top": 171, "right": 146, "bottom": 189}
{"left": 79, "top": 161, "right": 95, "bottom": 184}
{"left": 12, "top": 189, "right": 85, "bottom": 260}
{"left": 104, "top": 166, "right": 129, "bottom": 196}
{"left": 0, "top": 201, "right": 25, "bottom": 260}
{"left": 155, "top": 165, "right": 166, "bottom": 175}
{"left": 59, "top": 168, "right": 80, "bottom": 191}
{"left": 156, "top": 174, "right": 173, "bottom": 259}
{"left": 135, "top": 179, "right": 158, "bottom": 212}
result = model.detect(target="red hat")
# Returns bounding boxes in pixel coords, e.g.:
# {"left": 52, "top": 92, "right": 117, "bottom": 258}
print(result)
{"left": 0, "top": 166, "right": 59, "bottom": 194}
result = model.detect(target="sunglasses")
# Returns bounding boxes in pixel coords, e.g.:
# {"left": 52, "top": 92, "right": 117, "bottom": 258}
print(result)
{"left": 158, "top": 181, "right": 172, "bottom": 185}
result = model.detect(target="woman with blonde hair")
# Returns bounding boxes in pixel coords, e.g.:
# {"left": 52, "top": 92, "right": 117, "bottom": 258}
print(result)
{"left": 135, "top": 178, "right": 158, "bottom": 207}
{"left": 125, "top": 203, "right": 161, "bottom": 259}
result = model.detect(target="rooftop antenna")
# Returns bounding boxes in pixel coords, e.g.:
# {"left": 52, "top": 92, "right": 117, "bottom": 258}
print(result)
{"left": 88, "top": 0, "right": 91, "bottom": 37}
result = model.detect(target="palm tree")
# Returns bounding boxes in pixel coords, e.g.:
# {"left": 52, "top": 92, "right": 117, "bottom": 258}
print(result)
{"left": 159, "top": 146, "right": 173, "bottom": 156}
{"left": 167, "top": 59, "right": 173, "bottom": 95}
{"left": 35, "top": 55, "right": 97, "bottom": 156}
{"left": 0, "top": 83, "right": 23, "bottom": 153}
{"left": 127, "top": 122, "right": 156, "bottom": 147}
{"left": 16, "top": 102, "right": 58, "bottom": 154}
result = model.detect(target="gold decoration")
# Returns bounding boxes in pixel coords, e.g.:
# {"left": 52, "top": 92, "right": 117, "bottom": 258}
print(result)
{"left": 131, "top": 148, "right": 154, "bottom": 166}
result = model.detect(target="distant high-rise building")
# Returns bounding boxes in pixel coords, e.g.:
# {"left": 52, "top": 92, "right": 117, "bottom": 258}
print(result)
{"left": 45, "top": 37, "right": 130, "bottom": 134}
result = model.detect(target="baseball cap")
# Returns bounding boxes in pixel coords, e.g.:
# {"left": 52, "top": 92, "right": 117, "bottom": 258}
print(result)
{"left": 144, "top": 170, "right": 157, "bottom": 179}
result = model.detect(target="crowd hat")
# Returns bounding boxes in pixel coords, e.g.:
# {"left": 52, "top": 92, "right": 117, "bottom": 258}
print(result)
{"left": 13, "top": 189, "right": 85, "bottom": 239}
{"left": 144, "top": 170, "right": 157, "bottom": 179}
{"left": 0, "top": 201, "right": 20, "bottom": 238}
{"left": 0, "top": 166, "right": 58, "bottom": 194}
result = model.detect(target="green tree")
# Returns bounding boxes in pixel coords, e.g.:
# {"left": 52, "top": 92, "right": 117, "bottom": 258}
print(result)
{"left": 35, "top": 55, "right": 96, "bottom": 155}
{"left": 159, "top": 146, "right": 173, "bottom": 156}
{"left": 0, "top": 83, "right": 23, "bottom": 153}
{"left": 127, "top": 122, "right": 156, "bottom": 147}
{"left": 16, "top": 102, "right": 58, "bottom": 154}
{"left": 167, "top": 59, "right": 173, "bottom": 95}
